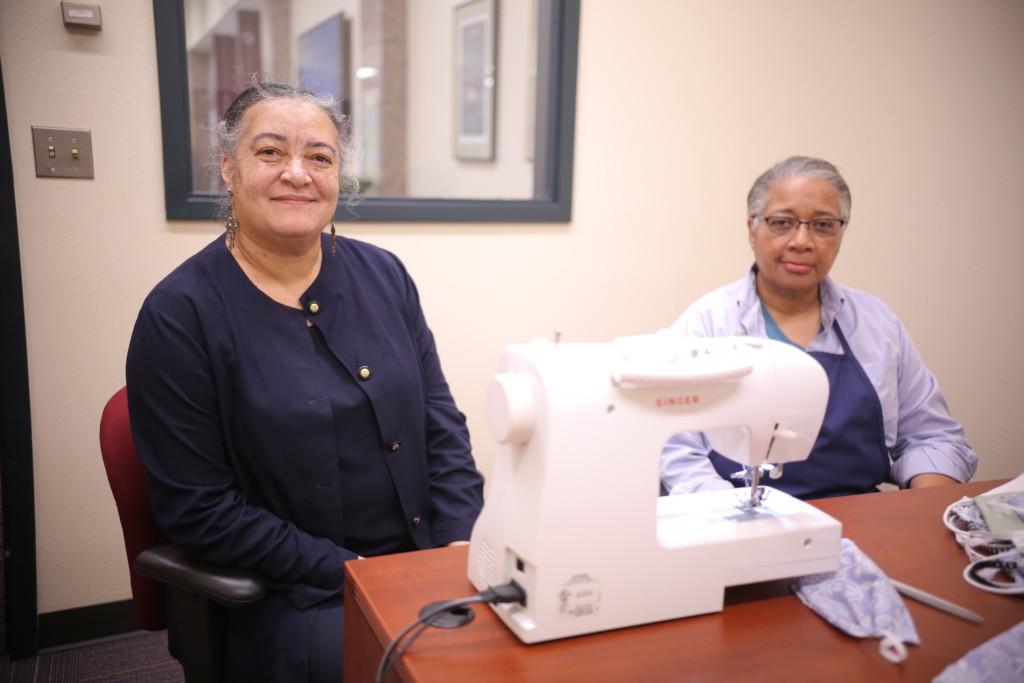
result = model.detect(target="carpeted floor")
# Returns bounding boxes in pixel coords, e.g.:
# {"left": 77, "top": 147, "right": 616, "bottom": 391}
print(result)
{"left": 0, "top": 631, "right": 183, "bottom": 683}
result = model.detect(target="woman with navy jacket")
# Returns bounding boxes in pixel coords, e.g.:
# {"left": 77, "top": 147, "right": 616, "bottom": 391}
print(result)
{"left": 127, "top": 82, "right": 484, "bottom": 681}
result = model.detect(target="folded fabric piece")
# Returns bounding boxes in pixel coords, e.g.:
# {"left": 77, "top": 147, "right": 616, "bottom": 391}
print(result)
{"left": 974, "top": 491, "right": 1024, "bottom": 534}
{"left": 933, "top": 620, "right": 1024, "bottom": 683}
{"left": 792, "top": 538, "right": 920, "bottom": 663}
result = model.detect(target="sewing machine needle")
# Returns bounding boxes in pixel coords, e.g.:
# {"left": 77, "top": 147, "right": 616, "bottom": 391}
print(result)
{"left": 890, "top": 579, "right": 984, "bottom": 623}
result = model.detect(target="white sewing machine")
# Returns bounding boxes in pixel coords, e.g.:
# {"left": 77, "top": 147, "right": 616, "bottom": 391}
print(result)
{"left": 467, "top": 331, "right": 843, "bottom": 643}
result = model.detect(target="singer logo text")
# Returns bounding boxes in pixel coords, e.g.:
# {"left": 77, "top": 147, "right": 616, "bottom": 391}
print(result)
{"left": 655, "top": 395, "right": 700, "bottom": 408}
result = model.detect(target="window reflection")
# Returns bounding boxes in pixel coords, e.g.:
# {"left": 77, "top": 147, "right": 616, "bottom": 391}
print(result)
{"left": 185, "top": 0, "right": 539, "bottom": 200}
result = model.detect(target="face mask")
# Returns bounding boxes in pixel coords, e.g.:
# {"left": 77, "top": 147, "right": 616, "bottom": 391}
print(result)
{"left": 934, "top": 620, "right": 1024, "bottom": 683}
{"left": 792, "top": 538, "right": 920, "bottom": 663}
{"left": 945, "top": 491, "right": 1024, "bottom": 595}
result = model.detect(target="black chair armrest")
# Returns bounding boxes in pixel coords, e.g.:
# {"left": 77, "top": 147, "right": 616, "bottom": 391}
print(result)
{"left": 134, "top": 544, "right": 267, "bottom": 609}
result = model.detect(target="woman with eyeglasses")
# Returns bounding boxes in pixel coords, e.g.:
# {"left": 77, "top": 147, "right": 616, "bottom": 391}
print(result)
{"left": 660, "top": 156, "right": 976, "bottom": 500}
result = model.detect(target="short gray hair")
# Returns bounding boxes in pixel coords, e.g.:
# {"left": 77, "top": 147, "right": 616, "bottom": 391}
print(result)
{"left": 747, "top": 156, "right": 851, "bottom": 223}
{"left": 216, "top": 79, "right": 360, "bottom": 221}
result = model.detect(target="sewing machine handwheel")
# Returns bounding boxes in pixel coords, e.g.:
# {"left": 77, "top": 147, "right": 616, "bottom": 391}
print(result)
{"left": 487, "top": 372, "right": 535, "bottom": 445}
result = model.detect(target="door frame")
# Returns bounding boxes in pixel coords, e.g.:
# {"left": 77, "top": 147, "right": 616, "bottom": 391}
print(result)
{"left": 0, "top": 50, "right": 40, "bottom": 659}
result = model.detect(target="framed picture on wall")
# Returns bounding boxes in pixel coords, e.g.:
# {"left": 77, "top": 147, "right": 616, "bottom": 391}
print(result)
{"left": 454, "top": 0, "right": 497, "bottom": 161}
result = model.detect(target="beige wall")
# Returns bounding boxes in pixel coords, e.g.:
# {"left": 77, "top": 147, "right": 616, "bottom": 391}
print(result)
{"left": 2, "top": 0, "right": 1021, "bottom": 614}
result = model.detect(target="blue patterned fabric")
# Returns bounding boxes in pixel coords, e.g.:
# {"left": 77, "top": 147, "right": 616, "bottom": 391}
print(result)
{"left": 933, "top": 620, "right": 1024, "bottom": 682}
{"left": 792, "top": 538, "right": 920, "bottom": 663}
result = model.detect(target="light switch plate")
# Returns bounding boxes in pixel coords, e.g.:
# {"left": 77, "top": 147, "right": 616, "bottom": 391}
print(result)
{"left": 32, "top": 126, "right": 95, "bottom": 179}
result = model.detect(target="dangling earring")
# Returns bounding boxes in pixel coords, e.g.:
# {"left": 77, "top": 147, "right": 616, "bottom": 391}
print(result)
{"left": 225, "top": 191, "right": 238, "bottom": 250}
{"left": 330, "top": 221, "right": 337, "bottom": 256}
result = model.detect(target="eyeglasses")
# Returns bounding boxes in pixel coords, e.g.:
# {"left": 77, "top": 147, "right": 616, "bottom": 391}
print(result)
{"left": 755, "top": 215, "right": 846, "bottom": 240}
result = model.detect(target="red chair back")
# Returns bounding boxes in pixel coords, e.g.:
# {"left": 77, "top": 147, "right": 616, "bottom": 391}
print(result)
{"left": 99, "top": 386, "right": 169, "bottom": 631}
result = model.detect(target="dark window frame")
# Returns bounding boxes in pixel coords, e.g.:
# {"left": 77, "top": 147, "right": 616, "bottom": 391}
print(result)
{"left": 151, "top": 0, "right": 580, "bottom": 223}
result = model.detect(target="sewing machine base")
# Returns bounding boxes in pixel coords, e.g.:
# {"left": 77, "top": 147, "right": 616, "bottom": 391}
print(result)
{"left": 471, "top": 488, "right": 841, "bottom": 644}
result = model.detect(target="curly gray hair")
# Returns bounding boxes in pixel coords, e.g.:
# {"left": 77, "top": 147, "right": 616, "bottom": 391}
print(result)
{"left": 215, "top": 79, "right": 360, "bottom": 222}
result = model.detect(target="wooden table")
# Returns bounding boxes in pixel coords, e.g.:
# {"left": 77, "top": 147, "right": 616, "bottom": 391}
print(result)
{"left": 344, "top": 481, "right": 1023, "bottom": 682}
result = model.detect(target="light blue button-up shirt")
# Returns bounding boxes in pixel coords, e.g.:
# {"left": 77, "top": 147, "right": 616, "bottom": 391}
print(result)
{"left": 661, "top": 266, "right": 978, "bottom": 495}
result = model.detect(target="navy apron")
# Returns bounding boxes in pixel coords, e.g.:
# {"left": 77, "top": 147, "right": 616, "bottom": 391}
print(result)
{"left": 710, "top": 322, "right": 889, "bottom": 499}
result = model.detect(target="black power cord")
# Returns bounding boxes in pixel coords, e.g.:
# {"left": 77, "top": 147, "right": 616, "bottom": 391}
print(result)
{"left": 375, "top": 583, "right": 526, "bottom": 682}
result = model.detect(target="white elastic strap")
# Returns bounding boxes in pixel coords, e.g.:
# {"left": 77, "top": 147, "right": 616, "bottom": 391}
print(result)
{"left": 962, "top": 547, "right": 1024, "bottom": 595}
{"left": 943, "top": 498, "right": 973, "bottom": 534}
{"left": 878, "top": 632, "right": 908, "bottom": 663}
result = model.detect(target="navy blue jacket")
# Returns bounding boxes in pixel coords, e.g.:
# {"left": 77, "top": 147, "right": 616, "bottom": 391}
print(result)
{"left": 127, "top": 233, "right": 484, "bottom": 609}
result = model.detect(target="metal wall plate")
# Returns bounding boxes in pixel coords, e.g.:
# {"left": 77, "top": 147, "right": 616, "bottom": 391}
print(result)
{"left": 62, "top": 2, "right": 103, "bottom": 29}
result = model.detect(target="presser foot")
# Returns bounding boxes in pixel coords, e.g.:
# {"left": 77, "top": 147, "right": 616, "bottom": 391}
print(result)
{"left": 734, "top": 485, "right": 769, "bottom": 512}
{"left": 730, "top": 464, "right": 784, "bottom": 511}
